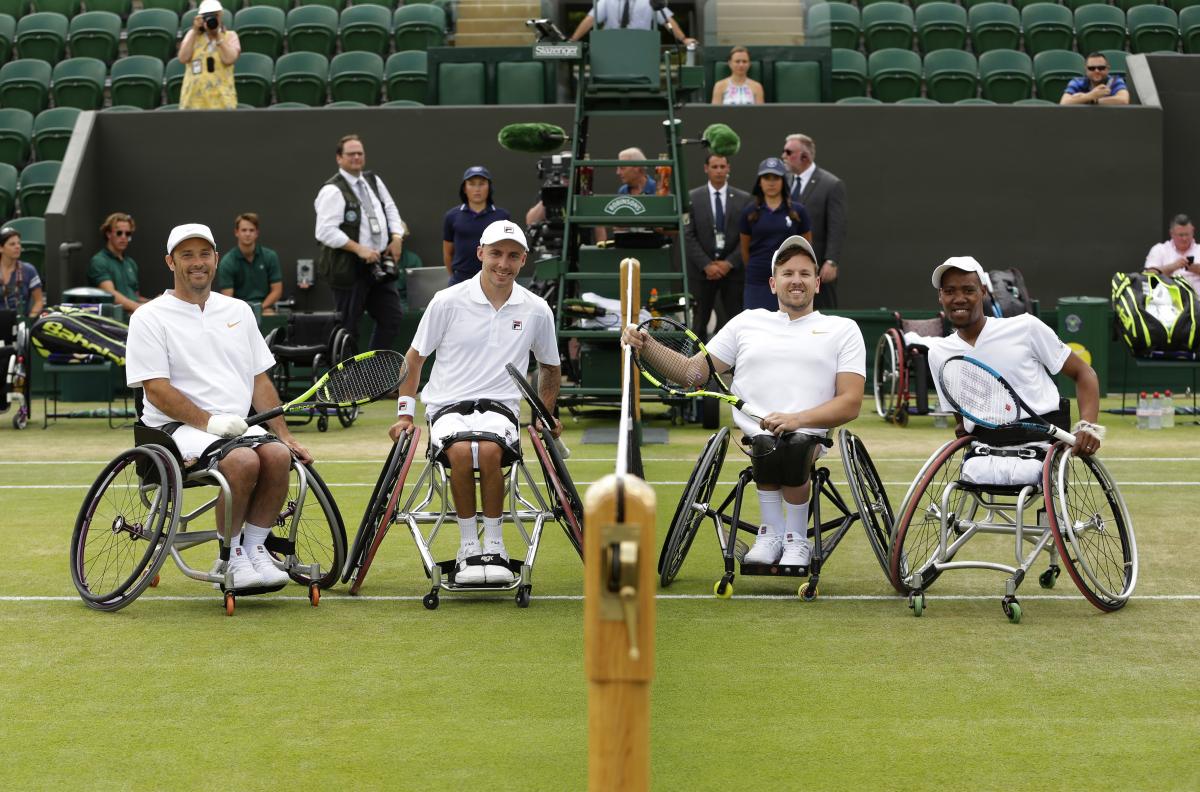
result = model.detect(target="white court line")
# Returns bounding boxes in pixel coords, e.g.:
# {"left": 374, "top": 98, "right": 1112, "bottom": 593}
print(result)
{"left": 3, "top": 456, "right": 1200, "bottom": 465}
{"left": 6, "top": 480, "right": 1200, "bottom": 490}
{"left": 1, "top": 594, "right": 1197, "bottom": 603}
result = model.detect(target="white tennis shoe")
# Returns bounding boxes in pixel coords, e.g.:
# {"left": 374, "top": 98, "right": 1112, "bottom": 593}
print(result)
{"left": 482, "top": 538, "right": 515, "bottom": 584}
{"left": 224, "top": 546, "right": 266, "bottom": 589}
{"left": 780, "top": 532, "right": 813, "bottom": 567}
{"left": 742, "top": 526, "right": 783, "bottom": 565}
{"left": 455, "top": 540, "right": 486, "bottom": 585}
{"left": 246, "top": 543, "right": 291, "bottom": 586}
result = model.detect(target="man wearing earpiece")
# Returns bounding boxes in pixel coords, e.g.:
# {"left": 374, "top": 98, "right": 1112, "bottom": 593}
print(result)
{"left": 570, "top": 0, "right": 697, "bottom": 45}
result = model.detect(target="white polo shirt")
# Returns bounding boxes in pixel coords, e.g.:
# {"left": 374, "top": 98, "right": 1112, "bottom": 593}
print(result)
{"left": 413, "top": 273, "right": 560, "bottom": 413}
{"left": 1145, "top": 239, "right": 1200, "bottom": 292}
{"left": 705, "top": 308, "right": 865, "bottom": 438}
{"left": 924, "top": 315, "right": 1070, "bottom": 433}
{"left": 126, "top": 291, "right": 276, "bottom": 428}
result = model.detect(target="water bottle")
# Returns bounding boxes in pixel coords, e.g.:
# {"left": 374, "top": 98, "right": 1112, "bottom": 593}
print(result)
{"left": 1149, "top": 392, "right": 1163, "bottom": 430}
{"left": 1136, "top": 392, "right": 1149, "bottom": 429}
{"left": 1163, "top": 390, "right": 1176, "bottom": 429}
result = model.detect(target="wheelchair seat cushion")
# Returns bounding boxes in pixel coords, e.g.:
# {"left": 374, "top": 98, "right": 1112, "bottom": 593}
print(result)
{"left": 746, "top": 431, "right": 823, "bottom": 487}
{"left": 270, "top": 342, "right": 329, "bottom": 362}
{"left": 136, "top": 421, "right": 277, "bottom": 473}
{"left": 961, "top": 442, "right": 1049, "bottom": 487}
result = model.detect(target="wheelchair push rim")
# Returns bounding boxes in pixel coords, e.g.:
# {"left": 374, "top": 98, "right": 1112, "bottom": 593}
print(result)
{"left": 279, "top": 461, "right": 347, "bottom": 590}
{"left": 873, "top": 329, "right": 901, "bottom": 419}
{"left": 659, "top": 426, "right": 729, "bottom": 587}
{"left": 528, "top": 424, "right": 584, "bottom": 559}
{"left": 347, "top": 426, "right": 420, "bottom": 594}
{"left": 837, "top": 428, "right": 900, "bottom": 589}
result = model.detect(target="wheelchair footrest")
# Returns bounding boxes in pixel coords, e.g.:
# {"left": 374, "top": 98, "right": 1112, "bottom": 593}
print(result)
{"left": 264, "top": 534, "right": 295, "bottom": 556}
{"left": 739, "top": 562, "right": 810, "bottom": 577}
{"left": 436, "top": 556, "right": 524, "bottom": 586}
{"left": 218, "top": 582, "right": 289, "bottom": 596}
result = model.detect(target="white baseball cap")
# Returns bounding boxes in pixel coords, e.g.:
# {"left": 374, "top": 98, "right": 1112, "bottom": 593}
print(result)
{"left": 198, "top": 0, "right": 223, "bottom": 14}
{"left": 166, "top": 223, "right": 216, "bottom": 254}
{"left": 771, "top": 235, "right": 818, "bottom": 268}
{"left": 479, "top": 220, "right": 527, "bottom": 251}
{"left": 931, "top": 256, "right": 990, "bottom": 289}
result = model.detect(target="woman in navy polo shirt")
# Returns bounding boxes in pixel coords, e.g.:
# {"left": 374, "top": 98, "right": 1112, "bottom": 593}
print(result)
{"left": 442, "top": 166, "right": 512, "bottom": 286}
{"left": 739, "top": 158, "right": 812, "bottom": 311}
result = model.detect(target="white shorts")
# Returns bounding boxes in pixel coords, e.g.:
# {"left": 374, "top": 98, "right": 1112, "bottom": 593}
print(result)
{"left": 961, "top": 448, "right": 1047, "bottom": 487}
{"left": 428, "top": 407, "right": 519, "bottom": 455}
{"left": 163, "top": 423, "right": 270, "bottom": 463}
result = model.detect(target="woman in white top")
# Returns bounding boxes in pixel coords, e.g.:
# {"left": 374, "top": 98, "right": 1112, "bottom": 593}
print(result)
{"left": 711, "top": 46, "right": 764, "bottom": 106}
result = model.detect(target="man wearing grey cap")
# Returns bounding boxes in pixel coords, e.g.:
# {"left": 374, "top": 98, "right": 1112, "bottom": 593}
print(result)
{"left": 125, "top": 223, "right": 310, "bottom": 590}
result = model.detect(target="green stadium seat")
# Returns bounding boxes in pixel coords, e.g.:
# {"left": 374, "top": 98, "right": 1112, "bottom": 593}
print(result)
{"left": 835, "top": 95, "right": 883, "bottom": 104}
{"left": 868, "top": 47, "right": 921, "bottom": 102}
{"left": 1062, "top": 0, "right": 1108, "bottom": 9}
{"left": 32, "top": 106, "right": 78, "bottom": 160}
{"left": 126, "top": 9, "right": 180, "bottom": 62}
{"left": 267, "top": 100, "right": 308, "bottom": 107}
{"left": 0, "top": 59, "right": 51, "bottom": 114}
{"left": 955, "top": 97, "right": 997, "bottom": 104}
{"left": 1009, "top": 0, "right": 1047, "bottom": 9}
{"left": 0, "top": 0, "right": 25, "bottom": 16}
{"left": 233, "top": 50, "right": 273, "bottom": 106}
{"left": 164, "top": 57, "right": 185, "bottom": 102}
{"left": 1182, "top": 7, "right": 1200, "bottom": 52}
{"left": 50, "top": 56, "right": 105, "bottom": 109}
{"left": 1170, "top": 0, "right": 1200, "bottom": 10}
{"left": 382, "top": 98, "right": 421, "bottom": 106}
{"left": 1127, "top": 5, "right": 1180, "bottom": 52}
{"left": 978, "top": 48, "right": 1033, "bottom": 102}
{"left": 244, "top": 0, "right": 290, "bottom": 11}
{"left": 806, "top": 2, "right": 860, "bottom": 50}
{"left": 915, "top": 2, "right": 967, "bottom": 53}
{"left": 436, "top": 60, "right": 483, "bottom": 104}
{"left": 1100, "top": 49, "right": 1129, "bottom": 74}
{"left": 324, "top": 99, "right": 364, "bottom": 107}
{"left": 273, "top": 50, "right": 327, "bottom": 105}
{"left": 0, "top": 163, "right": 16, "bottom": 221}
{"left": 831, "top": 47, "right": 867, "bottom": 101}
{"left": 144, "top": 0, "right": 189, "bottom": 17}
{"left": 1033, "top": 49, "right": 1084, "bottom": 99}
{"left": 67, "top": 11, "right": 120, "bottom": 62}
{"left": 392, "top": 3, "right": 444, "bottom": 51}
{"left": 496, "top": 60, "right": 545, "bottom": 104}
{"left": 1022, "top": 4, "right": 1075, "bottom": 55}
{"left": 960, "top": 0, "right": 1000, "bottom": 7}
{"left": 861, "top": 2, "right": 915, "bottom": 52}
{"left": 297, "top": 0, "right": 343, "bottom": 10}
{"left": 4, "top": 216, "right": 43, "bottom": 268}
{"left": 969, "top": 2, "right": 1021, "bottom": 53}
{"left": 101, "top": 104, "right": 140, "bottom": 111}
{"left": 385, "top": 49, "right": 426, "bottom": 102}
{"left": 773, "top": 60, "right": 822, "bottom": 102}
{"left": 0, "top": 14, "right": 15, "bottom": 64}
{"left": 329, "top": 50, "right": 382, "bottom": 104}
{"left": 0, "top": 108, "right": 32, "bottom": 168}
{"left": 923, "top": 49, "right": 977, "bottom": 102}
{"left": 286, "top": 4, "right": 337, "bottom": 56}
{"left": 235, "top": 5, "right": 284, "bottom": 58}
{"left": 896, "top": 96, "right": 939, "bottom": 104}
{"left": 30, "top": 0, "right": 79, "bottom": 15}
{"left": 352, "top": 0, "right": 393, "bottom": 7}
{"left": 1116, "top": 0, "right": 1157, "bottom": 10}
{"left": 858, "top": 0, "right": 892, "bottom": 6}
{"left": 15, "top": 12, "right": 67, "bottom": 62}
{"left": 109, "top": 54, "right": 164, "bottom": 109}
{"left": 1076, "top": 6, "right": 1127, "bottom": 53}
{"left": 1014, "top": 97, "right": 1058, "bottom": 105}
{"left": 156, "top": 102, "right": 179, "bottom": 110}
{"left": 339, "top": 4, "right": 389, "bottom": 53}
{"left": 17, "top": 158, "right": 58, "bottom": 217}
{"left": 83, "top": 0, "right": 132, "bottom": 17}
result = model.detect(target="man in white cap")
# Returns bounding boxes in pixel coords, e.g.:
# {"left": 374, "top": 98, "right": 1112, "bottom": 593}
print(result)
{"left": 623, "top": 235, "right": 865, "bottom": 568}
{"left": 389, "top": 220, "right": 562, "bottom": 585}
{"left": 125, "top": 223, "right": 310, "bottom": 590}
{"left": 924, "top": 257, "right": 1103, "bottom": 485}
{"left": 178, "top": 0, "right": 240, "bottom": 110}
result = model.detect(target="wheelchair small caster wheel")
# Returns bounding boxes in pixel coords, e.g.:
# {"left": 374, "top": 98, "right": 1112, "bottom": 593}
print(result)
{"left": 893, "top": 409, "right": 909, "bottom": 427}
{"left": 317, "top": 416, "right": 329, "bottom": 432}
{"left": 1039, "top": 566, "right": 1060, "bottom": 589}
{"left": 909, "top": 591, "right": 924, "bottom": 617}
{"left": 1002, "top": 597, "right": 1021, "bottom": 624}
{"left": 13, "top": 412, "right": 27, "bottom": 430}
{"left": 713, "top": 579, "right": 733, "bottom": 599}
{"left": 422, "top": 592, "right": 439, "bottom": 610}
{"left": 224, "top": 592, "right": 235, "bottom": 617}
{"left": 309, "top": 583, "right": 320, "bottom": 607}
{"left": 798, "top": 581, "right": 818, "bottom": 601}
{"left": 149, "top": 573, "right": 160, "bottom": 588}
{"left": 515, "top": 586, "right": 531, "bottom": 608}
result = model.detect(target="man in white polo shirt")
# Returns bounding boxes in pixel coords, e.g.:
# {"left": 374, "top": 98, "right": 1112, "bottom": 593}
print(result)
{"left": 126, "top": 223, "right": 311, "bottom": 590}
{"left": 389, "top": 220, "right": 562, "bottom": 585}
{"left": 624, "top": 235, "right": 865, "bottom": 567}
{"left": 923, "top": 257, "right": 1102, "bottom": 485}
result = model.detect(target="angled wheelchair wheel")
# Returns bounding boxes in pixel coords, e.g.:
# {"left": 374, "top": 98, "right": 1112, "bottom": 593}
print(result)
{"left": 873, "top": 329, "right": 902, "bottom": 420}
{"left": 70, "top": 445, "right": 182, "bottom": 612}
{"left": 347, "top": 427, "right": 420, "bottom": 594}
{"left": 889, "top": 435, "right": 973, "bottom": 593}
{"left": 278, "top": 461, "right": 347, "bottom": 590}
{"left": 528, "top": 425, "right": 584, "bottom": 559}
{"left": 331, "top": 329, "right": 359, "bottom": 428}
{"left": 838, "top": 429, "right": 900, "bottom": 589}
{"left": 659, "top": 426, "right": 729, "bottom": 587}
{"left": 1044, "top": 445, "right": 1137, "bottom": 611}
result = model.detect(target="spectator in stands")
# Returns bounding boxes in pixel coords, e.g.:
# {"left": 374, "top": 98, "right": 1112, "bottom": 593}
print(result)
{"left": 711, "top": 47, "right": 763, "bottom": 106}
{"left": 1060, "top": 53, "right": 1129, "bottom": 106}
{"left": 217, "top": 213, "right": 282, "bottom": 315}
{"left": 685, "top": 153, "right": 749, "bottom": 338}
{"left": 782, "top": 133, "right": 846, "bottom": 309}
{"left": 179, "top": 0, "right": 241, "bottom": 110}
{"left": 739, "top": 158, "right": 812, "bottom": 311}
{"left": 617, "top": 147, "right": 656, "bottom": 196}
{"left": 88, "top": 212, "right": 148, "bottom": 314}
{"left": 443, "top": 166, "right": 512, "bottom": 286}
{"left": 1145, "top": 213, "right": 1200, "bottom": 291}
{"left": 0, "top": 227, "right": 43, "bottom": 319}
{"left": 570, "top": 0, "right": 697, "bottom": 46}
{"left": 314, "top": 134, "right": 404, "bottom": 351}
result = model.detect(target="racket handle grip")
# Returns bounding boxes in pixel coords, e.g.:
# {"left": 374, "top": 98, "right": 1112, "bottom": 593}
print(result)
{"left": 245, "top": 406, "right": 283, "bottom": 428}
{"left": 555, "top": 435, "right": 571, "bottom": 460}
{"left": 1050, "top": 425, "right": 1077, "bottom": 446}
{"left": 737, "top": 401, "right": 765, "bottom": 422}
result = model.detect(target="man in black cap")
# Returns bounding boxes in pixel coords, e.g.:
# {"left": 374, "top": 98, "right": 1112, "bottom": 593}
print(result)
{"left": 442, "top": 165, "right": 511, "bottom": 286}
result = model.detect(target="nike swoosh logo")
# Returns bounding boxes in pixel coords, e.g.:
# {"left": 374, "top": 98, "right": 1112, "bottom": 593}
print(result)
{"left": 227, "top": 321, "right": 241, "bottom": 328}
{"left": 812, "top": 330, "right": 829, "bottom": 335}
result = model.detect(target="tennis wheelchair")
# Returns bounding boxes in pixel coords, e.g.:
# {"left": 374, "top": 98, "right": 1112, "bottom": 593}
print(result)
{"left": 342, "top": 393, "right": 583, "bottom": 610}
{"left": 70, "top": 415, "right": 348, "bottom": 615}
{"left": 659, "top": 427, "right": 898, "bottom": 599}
{"left": 264, "top": 311, "right": 357, "bottom": 432}
{"left": 888, "top": 433, "right": 1137, "bottom": 622}
{"left": 872, "top": 312, "right": 953, "bottom": 427}
{"left": 1, "top": 310, "right": 31, "bottom": 429}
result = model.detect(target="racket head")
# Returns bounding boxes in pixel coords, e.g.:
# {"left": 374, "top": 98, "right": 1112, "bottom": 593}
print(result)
{"left": 938, "top": 355, "right": 1036, "bottom": 430}
{"left": 309, "top": 349, "right": 408, "bottom": 408}
{"left": 633, "top": 315, "right": 709, "bottom": 392}
{"left": 505, "top": 362, "right": 557, "bottom": 431}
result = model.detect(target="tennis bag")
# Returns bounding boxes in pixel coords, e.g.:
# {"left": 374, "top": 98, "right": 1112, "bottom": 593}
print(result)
{"left": 1111, "top": 271, "right": 1199, "bottom": 355}
{"left": 986, "top": 267, "right": 1033, "bottom": 317}
{"left": 30, "top": 305, "right": 128, "bottom": 366}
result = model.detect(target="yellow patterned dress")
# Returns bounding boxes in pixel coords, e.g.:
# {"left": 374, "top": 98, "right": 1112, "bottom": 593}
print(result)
{"left": 179, "top": 30, "right": 237, "bottom": 110}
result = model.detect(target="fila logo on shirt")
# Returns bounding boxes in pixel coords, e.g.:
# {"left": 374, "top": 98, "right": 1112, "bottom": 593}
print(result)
{"left": 512, "top": 320, "right": 523, "bottom": 331}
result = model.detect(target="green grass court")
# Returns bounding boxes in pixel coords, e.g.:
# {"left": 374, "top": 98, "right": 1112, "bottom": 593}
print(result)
{"left": 2, "top": 401, "right": 1198, "bottom": 791}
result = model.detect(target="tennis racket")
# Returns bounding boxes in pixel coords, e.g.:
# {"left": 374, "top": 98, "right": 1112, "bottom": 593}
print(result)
{"left": 938, "top": 355, "right": 1075, "bottom": 445}
{"left": 505, "top": 363, "right": 570, "bottom": 459}
{"left": 631, "top": 316, "right": 764, "bottom": 421}
{"left": 248, "top": 349, "right": 408, "bottom": 428}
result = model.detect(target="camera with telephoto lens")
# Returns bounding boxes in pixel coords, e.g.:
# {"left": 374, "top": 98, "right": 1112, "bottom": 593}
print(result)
{"left": 370, "top": 255, "right": 398, "bottom": 284}
{"left": 527, "top": 152, "right": 571, "bottom": 257}
{"left": 203, "top": 12, "right": 220, "bottom": 29}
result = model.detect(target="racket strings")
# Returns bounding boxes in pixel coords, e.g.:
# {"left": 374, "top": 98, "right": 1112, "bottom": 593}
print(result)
{"left": 639, "top": 329, "right": 703, "bottom": 389}
{"left": 318, "top": 352, "right": 407, "bottom": 404}
{"left": 944, "top": 361, "right": 1015, "bottom": 425}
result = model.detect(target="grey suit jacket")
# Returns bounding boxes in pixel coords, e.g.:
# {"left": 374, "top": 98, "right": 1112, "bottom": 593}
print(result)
{"left": 789, "top": 166, "right": 847, "bottom": 265}
{"left": 684, "top": 183, "right": 752, "bottom": 276}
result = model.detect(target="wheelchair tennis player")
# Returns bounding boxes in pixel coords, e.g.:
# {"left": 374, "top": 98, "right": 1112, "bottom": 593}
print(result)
{"left": 125, "top": 223, "right": 312, "bottom": 589}
{"left": 389, "top": 220, "right": 562, "bottom": 586}
{"left": 623, "top": 235, "right": 865, "bottom": 567}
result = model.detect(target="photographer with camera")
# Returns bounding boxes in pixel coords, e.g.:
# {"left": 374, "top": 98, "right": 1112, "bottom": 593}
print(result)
{"left": 178, "top": 0, "right": 240, "bottom": 110}
{"left": 570, "top": 0, "right": 696, "bottom": 45}
{"left": 1145, "top": 214, "right": 1200, "bottom": 291}
{"left": 314, "top": 134, "right": 404, "bottom": 351}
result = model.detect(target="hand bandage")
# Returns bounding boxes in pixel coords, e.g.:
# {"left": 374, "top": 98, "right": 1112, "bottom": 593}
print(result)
{"left": 207, "top": 414, "right": 248, "bottom": 438}
{"left": 1072, "top": 420, "right": 1107, "bottom": 441}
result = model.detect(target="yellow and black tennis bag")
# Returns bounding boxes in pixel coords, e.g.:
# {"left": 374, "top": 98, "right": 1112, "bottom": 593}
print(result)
{"left": 1111, "top": 270, "right": 1198, "bottom": 355}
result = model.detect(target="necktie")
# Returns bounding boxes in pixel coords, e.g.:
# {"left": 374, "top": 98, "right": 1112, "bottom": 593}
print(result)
{"left": 791, "top": 176, "right": 803, "bottom": 203}
{"left": 357, "top": 179, "right": 382, "bottom": 248}
{"left": 620, "top": 0, "right": 631, "bottom": 28}
{"left": 714, "top": 189, "right": 725, "bottom": 232}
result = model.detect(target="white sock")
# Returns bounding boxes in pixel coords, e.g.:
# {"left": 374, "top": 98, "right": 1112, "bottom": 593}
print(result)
{"left": 458, "top": 516, "right": 478, "bottom": 545}
{"left": 756, "top": 489, "right": 784, "bottom": 536}
{"left": 227, "top": 532, "right": 243, "bottom": 557}
{"left": 784, "top": 501, "right": 810, "bottom": 539}
{"left": 482, "top": 516, "right": 503, "bottom": 543}
{"left": 243, "top": 522, "right": 270, "bottom": 548}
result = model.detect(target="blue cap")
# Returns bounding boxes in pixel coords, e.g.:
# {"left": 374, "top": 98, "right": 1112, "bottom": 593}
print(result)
{"left": 462, "top": 165, "right": 492, "bottom": 182}
{"left": 757, "top": 157, "right": 787, "bottom": 178}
